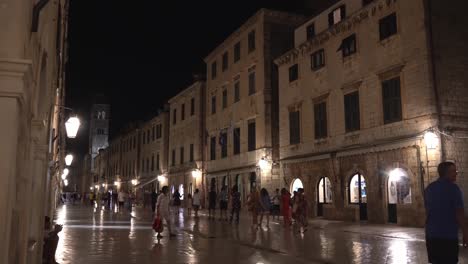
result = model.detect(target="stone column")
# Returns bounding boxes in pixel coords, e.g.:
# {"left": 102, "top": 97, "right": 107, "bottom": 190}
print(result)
{"left": 0, "top": 58, "right": 31, "bottom": 264}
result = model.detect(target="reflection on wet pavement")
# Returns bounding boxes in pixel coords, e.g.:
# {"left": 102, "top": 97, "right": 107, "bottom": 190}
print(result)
{"left": 54, "top": 204, "right": 468, "bottom": 264}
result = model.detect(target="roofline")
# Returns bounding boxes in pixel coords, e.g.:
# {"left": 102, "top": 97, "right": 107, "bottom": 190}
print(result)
{"left": 168, "top": 80, "right": 205, "bottom": 104}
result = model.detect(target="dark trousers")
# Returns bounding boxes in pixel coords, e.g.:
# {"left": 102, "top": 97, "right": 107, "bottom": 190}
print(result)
{"left": 151, "top": 203, "right": 156, "bottom": 213}
{"left": 230, "top": 208, "right": 240, "bottom": 222}
{"left": 426, "top": 237, "right": 459, "bottom": 264}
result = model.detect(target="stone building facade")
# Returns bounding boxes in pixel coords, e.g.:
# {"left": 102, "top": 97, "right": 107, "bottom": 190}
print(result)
{"left": 274, "top": 0, "right": 468, "bottom": 226}
{"left": 0, "top": 0, "right": 70, "bottom": 262}
{"left": 168, "top": 81, "right": 206, "bottom": 205}
{"left": 203, "top": 9, "right": 305, "bottom": 204}
{"left": 88, "top": 102, "right": 110, "bottom": 170}
{"left": 136, "top": 110, "right": 170, "bottom": 201}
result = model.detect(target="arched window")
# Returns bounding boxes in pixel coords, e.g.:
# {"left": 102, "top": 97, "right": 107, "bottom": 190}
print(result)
{"left": 388, "top": 168, "right": 411, "bottom": 204}
{"left": 291, "top": 178, "right": 303, "bottom": 194}
{"left": 318, "top": 177, "right": 333, "bottom": 203}
{"left": 349, "top": 174, "right": 367, "bottom": 204}
{"left": 101, "top": 111, "right": 106, "bottom": 119}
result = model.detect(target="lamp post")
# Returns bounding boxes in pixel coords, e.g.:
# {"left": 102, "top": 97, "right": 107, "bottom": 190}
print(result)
{"left": 65, "top": 116, "right": 81, "bottom": 139}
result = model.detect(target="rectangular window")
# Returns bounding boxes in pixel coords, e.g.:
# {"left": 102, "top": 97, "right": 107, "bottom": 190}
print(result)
{"left": 151, "top": 155, "right": 155, "bottom": 171}
{"left": 248, "top": 72, "right": 256, "bottom": 95}
{"left": 379, "top": 13, "right": 397, "bottom": 40}
{"left": 233, "top": 127, "right": 240, "bottom": 155}
{"left": 180, "top": 147, "right": 184, "bottom": 164}
{"left": 311, "top": 49, "right": 325, "bottom": 70}
{"left": 190, "top": 144, "right": 194, "bottom": 162}
{"left": 211, "top": 61, "right": 217, "bottom": 79}
{"left": 220, "top": 132, "right": 227, "bottom": 158}
{"left": 234, "top": 81, "right": 240, "bottom": 102}
{"left": 306, "top": 23, "right": 315, "bottom": 40}
{"left": 156, "top": 153, "right": 160, "bottom": 170}
{"left": 147, "top": 130, "right": 150, "bottom": 143}
{"left": 222, "top": 52, "right": 228, "bottom": 71}
{"left": 363, "top": 0, "right": 374, "bottom": 6}
{"left": 152, "top": 126, "right": 155, "bottom": 141}
{"left": 211, "top": 96, "right": 216, "bottom": 114}
{"left": 248, "top": 30, "right": 256, "bottom": 52}
{"left": 156, "top": 124, "right": 162, "bottom": 139}
{"left": 382, "top": 77, "right": 402, "bottom": 124}
{"left": 341, "top": 34, "right": 356, "bottom": 57}
{"left": 328, "top": 5, "right": 346, "bottom": 26}
{"left": 133, "top": 136, "right": 136, "bottom": 148}
{"left": 190, "top": 98, "right": 195, "bottom": 115}
{"left": 234, "top": 42, "right": 241, "bottom": 62}
{"left": 314, "top": 102, "right": 328, "bottom": 139}
{"left": 222, "top": 89, "right": 227, "bottom": 109}
{"left": 143, "top": 133, "right": 146, "bottom": 144}
{"left": 146, "top": 158, "right": 149, "bottom": 172}
{"left": 171, "top": 149, "right": 176, "bottom": 166}
{"left": 289, "top": 64, "right": 299, "bottom": 82}
{"left": 181, "top": 103, "right": 185, "bottom": 121}
{"left": 344, "top": 91, "right": 361, "bottom": 132}
{"left": 173, "top": 109, "right": 177, "bottom": 124}
{"left": 289, "top": 111, "right": 300, "bottom": 144}
{"left": 210, "top": 137, "right": 216, "bottom": 160}
{"left": 248, "top": 120, "right": 256, "bottom": 151}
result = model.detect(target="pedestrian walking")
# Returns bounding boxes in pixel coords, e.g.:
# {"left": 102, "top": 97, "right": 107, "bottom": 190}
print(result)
{"left": 295, "top": 188, "right": 308, "bottom": 233}
{"left": 271, "top": 188, "right": 281, "bottom": 220}
{"left": 281, "top": 188, "right": 292, "bottom": 227}
{"left": 151, "top": 189, "right": 158, "bottom": 213}
{"left": 425, "top": 161, "right": 468, "bottom": 264}
{"left": 118, "top": 190, "right": 125, "bottom": 212}
{"left": 173, "top": 190, "right": 182, "bottom": 215}
{"left": 247, "top": 187, "right": 261, "bottom": 228}
{"left": 89, "top": 192, "right": 94, "bottom": 206}
{"left": 186, "top": 193, "right": 193, "bottom": 216}
{"left": 230, "top": 185, "right": 241, "bottom": 224}
{"left": 155, "top": 186, "right": 176, "bottom": 239}
{"left": 219, "top": 186, "right": 229, "bottom": 221}
{"left": 208, "top": 187, "right": 217, "bottom": 220}
{"left": 193, "top": 189, "right": 201, "bottom": 218}
{"left": 259, "top": 188, "right": 271, "bottom": 228}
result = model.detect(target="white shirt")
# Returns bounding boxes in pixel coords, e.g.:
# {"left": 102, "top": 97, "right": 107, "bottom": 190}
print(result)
{"left": 156, "top": 193, "right": 170, "bottom": 215}
{"left": 193, "top": 192, "right": 201, "bottom": 206}
{"left": 118, "top": 192, "right": 125, "bottom": 202}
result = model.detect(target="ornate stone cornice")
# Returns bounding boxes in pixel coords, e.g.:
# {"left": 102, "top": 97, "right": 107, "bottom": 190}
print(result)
{"left": 0, "top": 58, "right": 33, "bottom": 105}
{"left": 274, "top": 0, "right": 398, "bottom": 67}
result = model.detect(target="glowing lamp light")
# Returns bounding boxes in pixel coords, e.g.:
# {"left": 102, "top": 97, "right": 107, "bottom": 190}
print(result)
{"left": 102, "top": 183, "right": 106, "bottom": 187}
{"left": 389, "top": 168, "right": 405, "bottom": 182}
{"left": 258, "top": 157, "right": 270, "bottom": 170}
{"left": 192, "top": 169, "right": 202, "bottom": 178}
{"left": 65, "top": 154, "right": 73, "bottom": 166}
{"left": 95, "top": 185, "right": 99, "bottom": 190}
{"left": 90, "top": 187, "right": 93, "bottom": 191}
{"left": 157, "top": 175, "right": 165, "bottom": 182}
{"left": 131, "top": 179, "right": 138, "bottom": 186}
{"left": 62, "top": 168, "right": 69, "bottom": 177}
{"left": 114, "top": 181, "right": 120, "bottom": 186}
{"left": 65, "top": 116, "right": 81, "bottom": 138}
{"left": 424, "top": 131, "right": 438, "bottom": 149}
{"left": 61, "top": 173, "right": 67, "bottom": 180}
{"left": 64, "top": 179, "right": 68, "bottom": 186}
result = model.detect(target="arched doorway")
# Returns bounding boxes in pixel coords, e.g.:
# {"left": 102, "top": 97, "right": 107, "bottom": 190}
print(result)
{"left": 317, "top": 177, "right": 332, "bottom": 217}
{"left": 349, "top": 173, "right": 367, "bottom": 220}
{"left": 291, "top": 178, "right": 303, "bottom": 195}
{"left": 179, "top": 184, "right": 184, "bottom": 200}
{"left": 387, "top": 168, "right": 412, "bottom": 223}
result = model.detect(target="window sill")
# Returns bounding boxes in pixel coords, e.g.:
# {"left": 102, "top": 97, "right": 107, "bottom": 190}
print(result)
{"left": 311, "top": 65, "right": 325, "bottom": 72}
{"left": 314, "top": 138, "right": 328, "bottom": 145}
{"left": 379, "top": 33, "right": 399, "bottom": 45}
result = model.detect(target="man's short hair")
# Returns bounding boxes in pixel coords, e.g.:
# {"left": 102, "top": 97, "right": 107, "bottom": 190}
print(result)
{"left": 438, "top": 161, "right": 456, "bottom": 177}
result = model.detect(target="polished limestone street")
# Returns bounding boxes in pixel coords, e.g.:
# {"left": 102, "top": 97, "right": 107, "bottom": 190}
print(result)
{"left": 53, "top": 204, "right": 468, "bottom": 264}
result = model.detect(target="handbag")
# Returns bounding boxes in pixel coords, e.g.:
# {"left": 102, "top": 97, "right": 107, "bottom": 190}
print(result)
{"left": 153, "top": 216, "right": 163, "bottom": 233}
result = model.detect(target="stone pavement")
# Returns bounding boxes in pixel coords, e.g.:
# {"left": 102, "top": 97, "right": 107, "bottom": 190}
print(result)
{"left": 53, "top": 203, "right": 468, "bottom": 263}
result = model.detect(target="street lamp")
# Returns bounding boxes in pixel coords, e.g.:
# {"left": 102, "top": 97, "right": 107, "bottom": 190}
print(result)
{"left": 131, "top": 179, "right": 138, "bottom": 186}
{"left": 65, "top": 116, "right": 81, "bottom": 138}
{"left": 62, "top": 168, "right": 69, "bottom": 177}
{"left": 61, "top": 173, "right": 67, "bottom": 180}
{"left": 65, "top": 154, "right": 73, "bottom": 166}
{"left": 258, "top": 157, "right": 271, "bottom": 171}
{"left": 424, "top": 131, "right": 438, "bottom": 149}
{"left": 64, "top": 179, "right": 68, "bottom": 186}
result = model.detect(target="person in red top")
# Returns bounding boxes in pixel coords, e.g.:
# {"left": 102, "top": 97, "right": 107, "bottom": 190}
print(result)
{"left": 281, "top": 188, "right": 292, "bottom": 227}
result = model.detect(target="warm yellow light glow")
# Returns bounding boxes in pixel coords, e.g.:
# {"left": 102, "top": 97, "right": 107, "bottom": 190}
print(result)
{"left": 258, "top": 157, "right": 270, "bottom": 170}
{"left": 63, "top": 168, "right": 69, "bottom": 177}
{"left": 389, "top": 168, "right": 405, "bottom": 182}
{"left": 64, "top": 179, "right": 68, "bottom": 186}
{"left": 192, "top": 169, "right": 202, "bottom": 178}
{"left": 131, "top": 179, "right": 138, "bottom": 186}
{"left": 424, "top": 131, "right": 438, "bottom": 149}
{"left": 157, "top": 175, "right": 166, "bottom": 182}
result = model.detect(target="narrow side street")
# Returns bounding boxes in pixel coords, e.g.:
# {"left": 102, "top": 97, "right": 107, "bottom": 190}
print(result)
{"left": 53, "top": 204, "right": 468, "bottom": 264}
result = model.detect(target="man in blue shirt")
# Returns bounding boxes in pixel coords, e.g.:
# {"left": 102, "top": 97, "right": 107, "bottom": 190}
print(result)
{"left": 425, "top": 161, "right": 468, "bottom": 263}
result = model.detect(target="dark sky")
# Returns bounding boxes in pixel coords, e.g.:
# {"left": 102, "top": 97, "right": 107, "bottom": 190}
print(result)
{"left": 65, "top": 1, "right": 326, "bottom": 156}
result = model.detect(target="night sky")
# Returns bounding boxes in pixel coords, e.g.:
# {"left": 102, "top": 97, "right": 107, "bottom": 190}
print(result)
{"left": 65, "top": 1, "right": 330, "bottom": 156}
